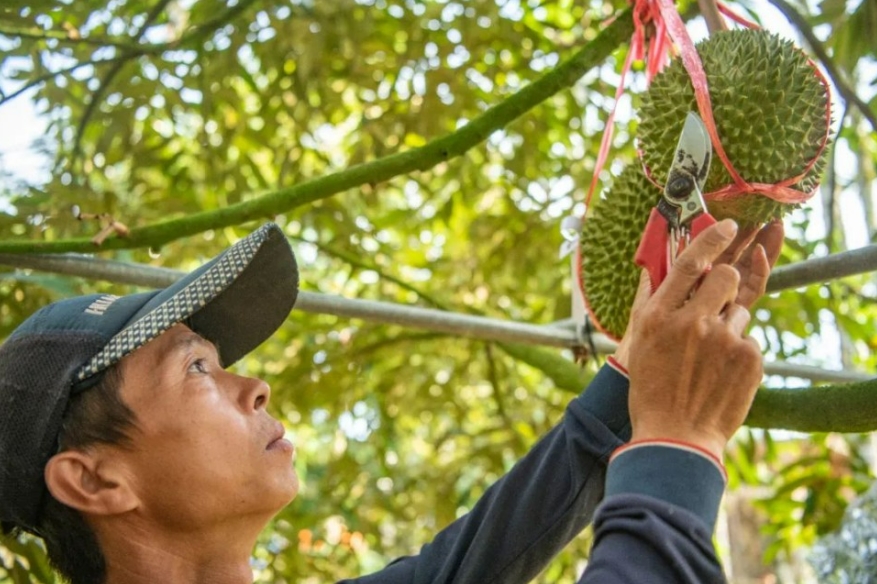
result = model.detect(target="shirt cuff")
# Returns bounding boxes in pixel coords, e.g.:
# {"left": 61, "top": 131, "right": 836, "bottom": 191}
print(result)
{"left": 606, "top": 441, "right": 727, "bottom": 532}
{"left": 576, "top": 361, "right": 631, "bottom": 441}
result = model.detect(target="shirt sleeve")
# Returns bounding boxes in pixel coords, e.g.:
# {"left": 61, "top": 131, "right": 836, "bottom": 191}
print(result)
{"left": 339, "top": 360, "right": 631, "bottom": 584}
{"left": 577, "top": 442, "right": 728, "bottom": 584}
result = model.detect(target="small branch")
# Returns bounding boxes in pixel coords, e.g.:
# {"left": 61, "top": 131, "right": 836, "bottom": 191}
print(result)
{"left": 183, "top": 0, "right": 261, "bottom": 41}
{"left": 287, "top": 234, "right": 446, "bottom": 309}
{"left": 498, "top": 342, "right": 593, "bottom": 393}
{"left": 71, "top": 0, "right": 176, "bottom": 160}
{"left": 0, "top": 26, "right": 143, "bottom": 50}
{"left": 0, "top": 55, "right": 129, "bottom": 106}
{"left": 768, "top": 0, "right": 877, "bottom": 134}
{"left": 0, "top": 8, "right": 636, "bottom": 254}
{"left": 485, "top": 344, "right": 527, "bottom": 451}
{"left": 71, "top": 58, "right": 130, "bottom": 159}
{"left": 697, "top": 0, "right": 728, "bottom": 34}
{"left": 0, "top": 0, "right": 255, "bottom": 110}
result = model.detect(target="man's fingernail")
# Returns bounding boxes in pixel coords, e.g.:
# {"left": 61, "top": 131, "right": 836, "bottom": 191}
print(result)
{"left": 717, "top": 219, "right": 738, "bottom": 239}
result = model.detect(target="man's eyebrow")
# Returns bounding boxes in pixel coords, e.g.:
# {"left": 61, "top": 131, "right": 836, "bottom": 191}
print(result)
{"left": 161, "top": 330, "right": 220, "bottom": 362}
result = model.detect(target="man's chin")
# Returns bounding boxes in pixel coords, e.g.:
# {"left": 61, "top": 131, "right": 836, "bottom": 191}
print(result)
{"left": 270, "top": 468, "right": 300, "bottom": 509}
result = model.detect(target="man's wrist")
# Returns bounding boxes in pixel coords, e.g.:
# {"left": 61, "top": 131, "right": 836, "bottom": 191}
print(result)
{"left": 630, "top": 428, "right": 726, "bottom": 462}
{"left": 606, "top": 440, "right": 727, "bottom": 532}
{"left": 576, "top": 362, "right": 631, "bottom": 441}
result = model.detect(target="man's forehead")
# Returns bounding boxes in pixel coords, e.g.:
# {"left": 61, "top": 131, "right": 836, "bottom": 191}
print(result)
{"left": 125, "top": 324, "right": 218, "bottom": 367}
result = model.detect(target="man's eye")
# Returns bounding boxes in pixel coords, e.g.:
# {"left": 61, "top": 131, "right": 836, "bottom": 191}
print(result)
{"left": 188, "top": 359, "right": 208, "bottom": 374}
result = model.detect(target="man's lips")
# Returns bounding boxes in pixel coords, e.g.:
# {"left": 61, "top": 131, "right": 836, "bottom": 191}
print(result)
{"left": 267, "top": 421, "right": 294, "bottom": 453}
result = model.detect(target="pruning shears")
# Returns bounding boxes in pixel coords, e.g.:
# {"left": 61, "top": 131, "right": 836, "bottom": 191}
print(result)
{"left": 635, "top": 112, "right": 716, "bottom": 290}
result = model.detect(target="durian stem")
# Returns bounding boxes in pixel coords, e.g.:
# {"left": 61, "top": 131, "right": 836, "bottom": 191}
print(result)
{"left": 697, "top": 0, "right": 728, "bottom": 33}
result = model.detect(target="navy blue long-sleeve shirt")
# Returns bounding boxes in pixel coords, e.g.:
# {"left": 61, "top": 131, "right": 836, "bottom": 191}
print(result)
{"left": 340, "top": 362, "right": 727, "bottom": 583}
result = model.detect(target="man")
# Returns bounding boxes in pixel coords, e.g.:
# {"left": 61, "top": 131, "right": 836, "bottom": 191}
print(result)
{"left": 0, "top": 218, "right": 781, "bottom": 583}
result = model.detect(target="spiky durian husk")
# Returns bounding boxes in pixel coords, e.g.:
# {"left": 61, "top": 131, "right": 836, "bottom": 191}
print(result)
{"left": 638, "top": 29, "right": 830, "bottom": 226}
{"left": 581, "top": 165, "right": 659, "bottom": 340}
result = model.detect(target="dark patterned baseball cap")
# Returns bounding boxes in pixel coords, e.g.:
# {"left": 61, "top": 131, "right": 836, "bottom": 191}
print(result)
{"left": 0, "top": 222, "right": 299, "bottom": 533}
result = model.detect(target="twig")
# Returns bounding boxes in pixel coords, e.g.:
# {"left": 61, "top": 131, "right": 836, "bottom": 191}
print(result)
{"left": 71, "top": 0, "right": 176, "bottom": 160}
{"left": 0, "top": 55, "right": 128, "bottom": 106}
{"left": 0, "top": 26, "right": 143, "bottom": 50}
{"left": 0, "top": 8, "right": 637, "bottom": 254}
{"left": 485, "top": 344, "right": 528, "bottom": 451}
{"left": 768, "top": 0, "right": 877, "bottom": 134}
{"left": 286, "top": 234, "right": 446, "bottom": 309}
{"left": 697, "top": 0, "right": 728, "bottom": 34}
{"left": 183, "top": 0, "right": 261, "bottom": 41}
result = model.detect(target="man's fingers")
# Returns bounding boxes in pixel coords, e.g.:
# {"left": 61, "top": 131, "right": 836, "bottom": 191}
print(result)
{"left": 735, "top": 244, "right": 769, "bottom": 308}
{"left": 655, "top": 219, "right": 739, "bottom": 307}
{"left": 630, "top": 269, "right": 652, "bottom": 313}
{"left": 754, "top": 220, "right": 784, "bottom": 269}
{"left": 715, "top": 225, "right": 759, "bottom": 267}
{"left": 722, "top": 303, "right": 752, "bottom": 336}
{"left": 690, "top": 264, "right": 740, "bottom": 314}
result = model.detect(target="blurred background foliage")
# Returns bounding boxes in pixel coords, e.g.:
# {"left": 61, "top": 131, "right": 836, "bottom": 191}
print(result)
{"left": 0, "top": 0, "right": 876, "bottom": 582}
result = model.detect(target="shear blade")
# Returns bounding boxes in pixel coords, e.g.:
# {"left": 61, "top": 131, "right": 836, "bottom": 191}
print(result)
{"left": 662, "top": 112, "right": 712, "bottom": 225}
{"left": 672, "top": 112, "right": 711, "bottom": 192}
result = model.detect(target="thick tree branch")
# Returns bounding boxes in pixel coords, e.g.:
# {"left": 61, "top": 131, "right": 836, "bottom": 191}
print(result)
{"left": 768, "top": 0, "right": 877, "bottom": 134}
{"left": 0, "top": 8, "right": 635, "bottom": 254}
{"left": 746, "top": 379, "right": 877, "bottom": 432}
{"left": 504, "top": 340, "right": 877, "bottom": 433}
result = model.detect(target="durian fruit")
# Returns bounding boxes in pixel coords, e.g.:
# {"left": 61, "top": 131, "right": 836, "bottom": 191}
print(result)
{"left": 638, "top": 29, "right": 830, "bottom": 226}
{"left": 581, "top": 165, "right": 659, "bottom": 340}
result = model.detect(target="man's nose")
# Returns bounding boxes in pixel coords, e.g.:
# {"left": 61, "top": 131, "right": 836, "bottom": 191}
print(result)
{"left": 240, "top": 375, "right": 271, "bottom": 411}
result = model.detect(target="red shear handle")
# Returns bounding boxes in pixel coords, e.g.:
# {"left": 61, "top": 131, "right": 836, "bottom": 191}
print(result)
{"left": 634, "top": 207, "right": 671, "bottom": 291}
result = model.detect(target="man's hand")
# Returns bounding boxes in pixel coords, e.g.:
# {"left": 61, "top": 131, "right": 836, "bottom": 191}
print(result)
{"left": 623, "top": 219, "right": 769, "bottom": 460}
{"left": 613, "top": 220, "right": 782, "bottom": 367}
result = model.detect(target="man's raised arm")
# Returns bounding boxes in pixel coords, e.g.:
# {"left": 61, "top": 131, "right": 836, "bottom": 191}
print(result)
{"left": 580, "top": 219, "right": 779, "bottom": 583}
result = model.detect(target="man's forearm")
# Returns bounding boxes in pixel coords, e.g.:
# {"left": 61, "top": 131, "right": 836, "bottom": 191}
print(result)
{"left": 342, "top": 361, "right": 631, "bottom": 584}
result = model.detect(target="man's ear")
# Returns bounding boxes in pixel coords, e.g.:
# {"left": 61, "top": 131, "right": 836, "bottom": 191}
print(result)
{"left": 44, "top": 449, "right": 139, "bottom": 516}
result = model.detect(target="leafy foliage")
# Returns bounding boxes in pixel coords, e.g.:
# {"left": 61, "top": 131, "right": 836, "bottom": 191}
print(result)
{"left": 0, "top": 0, "right": 876, "bottom": 582}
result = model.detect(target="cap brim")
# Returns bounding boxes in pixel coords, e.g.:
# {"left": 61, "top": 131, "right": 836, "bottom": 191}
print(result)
{"left": 76, "top": 223, "right": 298, "bottom": 381}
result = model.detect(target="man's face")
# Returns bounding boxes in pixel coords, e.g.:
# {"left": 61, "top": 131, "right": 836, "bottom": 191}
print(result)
{"left": 111, "top": 324, "right": 297, "bottom": 531}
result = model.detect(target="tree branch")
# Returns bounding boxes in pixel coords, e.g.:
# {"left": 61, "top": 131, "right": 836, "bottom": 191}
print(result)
{"left": 768, "top": 0, "right": 877, "bottom": 134}
{"left": 766, "top": 243, "right": 877, "bottom": 292}
{"left": 0, "top": 8, "right": 636, "bottom": 254}
{"left": 1, "top": 250, "right": 874, "bottom": 430}
{"left": 286, "top": 234, "right": 446, "bottom": 309}
{"left": 746, "top": 379, "right": 877, "bottom": 432}
{"left": 0, "top": 55, "right": 129, "bottom": 106}
{"left": 0, "top": 0, "right": 260, "bottom": 108}
{"left": 697, "top": 0, "right": 728, "bottom": 34}
{"left": 0, "top": 26, "right": 143, "bottom": 50}
{"left": 71, "top": 0, "right": 177, "bottom": 160}
{"left": 504, "top": 340, "right": 877, "bottom": 433}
